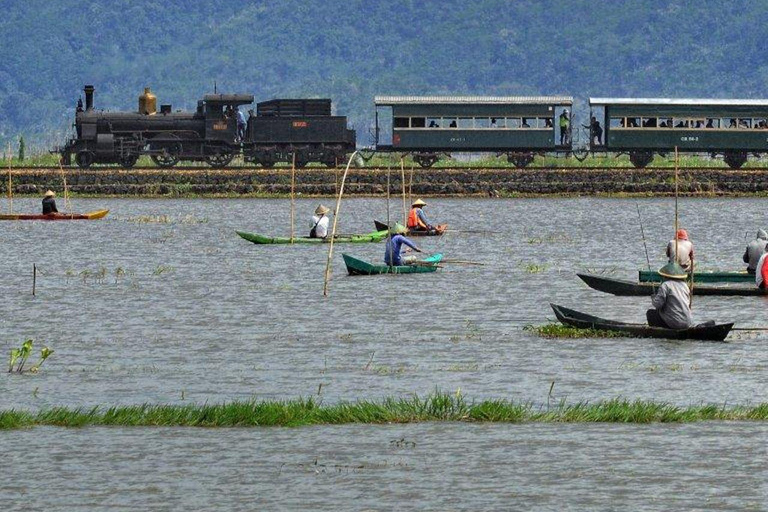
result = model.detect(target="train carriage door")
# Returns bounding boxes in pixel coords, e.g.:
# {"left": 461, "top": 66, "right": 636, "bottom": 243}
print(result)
{"left": 375, "top": 105, "right": 393, "bottom": 148}
{"left": 589, "top": 105, "right": 605, "bottom": 149}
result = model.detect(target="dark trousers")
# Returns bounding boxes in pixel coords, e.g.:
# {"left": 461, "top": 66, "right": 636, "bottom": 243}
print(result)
{"left": 646, "top": 309, "right": 670, "bottom": 328}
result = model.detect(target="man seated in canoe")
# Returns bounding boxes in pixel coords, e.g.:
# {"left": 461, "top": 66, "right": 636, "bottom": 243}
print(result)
{"left": 310, "top": 204, "right": 331, "bottom": 238}
{"left": 385, "top": 223, "right": 423, "bottom": 266}
{"left": 666, "top": 229, "right": 694, "bottom": 272}
{"left": 407, "top": 198, "right": 436, "bottom": 233}
{"left": 743, "top": 229, "right": 768, "bottom": 275}
{"left": 646, "top": 262, "right": 693, "bottom": 329}
{"left": 42, "top": 190, "right": 58, "bottom": 215}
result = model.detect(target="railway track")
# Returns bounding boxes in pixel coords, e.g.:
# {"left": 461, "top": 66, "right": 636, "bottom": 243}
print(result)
{"left": 8, "top": 166, "right": 768, "bottom": 173}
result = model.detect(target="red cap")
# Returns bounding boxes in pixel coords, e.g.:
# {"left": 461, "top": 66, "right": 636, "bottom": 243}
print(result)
{"left": 676, "top": 229, "right": 688, "bottom": 240}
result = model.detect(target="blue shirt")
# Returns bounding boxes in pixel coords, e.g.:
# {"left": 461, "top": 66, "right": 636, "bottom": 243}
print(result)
{"left": 384, "top": 234, "right": 417, "bottom": 266}
{"left": 416, "top": 209, "right": 430, "bottom": 227}
{"left": 237, "top": 111, "right": 246, "bottom": 125}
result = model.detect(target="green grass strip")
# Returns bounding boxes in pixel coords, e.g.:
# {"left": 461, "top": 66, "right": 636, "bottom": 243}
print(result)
{"left": 2, "top": 394, "right": 768, "bottom": 429}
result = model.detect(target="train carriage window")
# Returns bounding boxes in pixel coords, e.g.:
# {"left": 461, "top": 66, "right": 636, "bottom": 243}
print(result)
{"left": 738, "top": 118, "right": 752, "bottom": 129}
{"left": 427, "top": 117, "right": 441, "bottom": 128}
{"left": 725, "top": 118, "right": 737, "bottom": 129}
{"left": 609, "top": 117, "right": 623, "bottom": 128}
{"left": 544, "top": 117, "right": 554, "bottom": 128}
{"left": 626, "top": 117, "right": 640, "bottom": 128}
{"left": 505, "top": 118, "right": 521, "bottom": 129}
{"left": 705, "top": 118, "right": 719, "bottom": 128}
{"left": 475, "top": 118, "right": 491, "bottom": 129}
{"left": 757, "top": 118, "right": 768, "bottom": 129}
{"left": 441, "top": 117, "right": 456, "bottom": 128}
{"left": 642, "top": 117, "right": 657, "bottom": 127}
{"left": 410, "top": 117, "right": 426, "bottom": 128}
{"left": 672, "top": 118, "right": 689, "bottom": 128}
{"left": 458, "top": 117, "right": 474, "bottom": 129}
{"left": 692, "top": 119, "right": 705, "bottom": 129}
{"left": 521, "top": 118, "right": 531, "bottom": 128}
{"left": 658, "top": 117, "right": 672, "bottom": 127}
{"left": 394, "top": 117, "right": 410, "bottom": 128}
{"left": 490, "top": 117, "right": 505, "bottom": 128}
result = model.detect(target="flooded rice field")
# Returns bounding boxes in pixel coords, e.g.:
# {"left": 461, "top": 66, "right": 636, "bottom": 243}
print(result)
{"left": 2, "top": 196, "right": 767, "bottom": 509}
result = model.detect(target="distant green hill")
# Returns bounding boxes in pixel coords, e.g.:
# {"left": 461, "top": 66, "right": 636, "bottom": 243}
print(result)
{"left": 1, "top": 0, "right": 766, "bottom": 153}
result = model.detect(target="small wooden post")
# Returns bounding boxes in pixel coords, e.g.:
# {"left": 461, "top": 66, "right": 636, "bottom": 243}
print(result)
{"left": 32, "top": 264, "right": 36, "bottom": 296}
{"left": 290, "top": 152, "right": 296, "bottom": 244}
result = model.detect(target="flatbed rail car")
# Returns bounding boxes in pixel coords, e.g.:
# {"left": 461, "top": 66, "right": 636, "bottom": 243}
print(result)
{"left": 374, "top": 95, "right": 573, "bottom": 168}
{"left": 589, "top": 98, "right": 768, "bottom": 168}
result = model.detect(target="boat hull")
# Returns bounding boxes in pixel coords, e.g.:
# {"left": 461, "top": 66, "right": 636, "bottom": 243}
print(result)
{"left": 236, "top": 229, "right": 388, "bottom": 245}
{"left": 373, "top": 220, "right": 447, "bottom": 236}
{"left": 0, "top": 209, "right": 109, "bottom": 220}
{"left": 342, "top": 253, "right": 443, "bottom": 275}
{"left": 639, "top": 269, "right": 752, "bottom": 283}
{"left": 550, "top": 303, "right": 733, "bottom": 341}
{"left": 578, "top": 273, "right": 768, "bottom": 296}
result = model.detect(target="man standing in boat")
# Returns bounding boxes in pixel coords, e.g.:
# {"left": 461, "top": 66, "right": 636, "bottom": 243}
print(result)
{"left": 385, "top": 223, "right": 423, "bottom": 266}
{"left": 666, "top": 229, "right": 694, "bottom": 272}
{"left": 647, "top": 262, "right": 693, "bottom": 329}
{"left": 743, "top": 229, "right": 768, "bottom": 275}
{"left": 407, "top": 198, "right": 434, "bottom": 233}
{"left": 42, "top": 190, "right": 58, "bottom": 215}
{"left": 310, "top": 204, "right": 331, "bottom": 239}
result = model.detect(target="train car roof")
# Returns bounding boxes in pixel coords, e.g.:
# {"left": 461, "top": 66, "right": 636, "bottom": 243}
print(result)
{"left": 204, "top": 94, "right": 254, "bottom": 103}
{"left": 590, "top": 97, "right": 768, "bottom": 107}
{"left": 375, "top": 95, "right": 573, "bottom": 106}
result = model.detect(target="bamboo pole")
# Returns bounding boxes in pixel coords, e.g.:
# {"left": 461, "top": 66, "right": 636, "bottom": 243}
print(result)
{"left": 7, "top": 142, "right": 12, "bottom": 214}
{"left": 323, "top": 151, "right": 360, "bottom": 297}
{"left": 408, "top": 164, "right": 414, "bottom": 206}
{"left": 32, "top": 264, "right": 36, "bottom": 296}
{"left": 400, "top": 158, "right": 407, "bottom": 225}
{"left": 290, "top": 152, "right": 296, "bottom": 244}
{"left": 58, "top": 158, "right": 72, "bottom": 214}
{"left": 387, "top": 166, "right": 392, "bottom": 272}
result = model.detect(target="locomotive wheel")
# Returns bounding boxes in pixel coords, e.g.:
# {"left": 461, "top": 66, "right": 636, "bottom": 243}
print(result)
{"left": 257, "top": 157, "right": 276, "bottom": 168}
{"left": 629, "top": 151, "right": 654, "bottom": 168}
{"left": 723, "top": 151, "right": 748, "bottom": 169}
{"left": 414, "top": 154, "right": 438, "bottom": 168}
{"left": 507, "top": 152, "right": 534, "bottom": 168}
{"left": 75, "top": 151, "right": 95, "bottom": 169}
{"left": 322, "top": 153, "right": 339, "bottom": 167}
{"left": 206, "top": 151, "right": 234, "bottom": 168}
{"left": 119, "top": 153, "right": 139, "bottom": 168}
{"left": 293, "top": 154, "right": 309, "bottom": 168}
{"left": 151, "top": 153, "right": 179, "bottom": 168}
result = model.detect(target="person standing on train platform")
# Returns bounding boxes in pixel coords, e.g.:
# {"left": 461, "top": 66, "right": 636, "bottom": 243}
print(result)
{"left": 236, "top": 109, "right": 247, "bottom": 142}
{"left": 559, "top": 110, "right": 570, "bottom": 145}
{"left": 666, "top": 229, "right": 694, "bottom": 272}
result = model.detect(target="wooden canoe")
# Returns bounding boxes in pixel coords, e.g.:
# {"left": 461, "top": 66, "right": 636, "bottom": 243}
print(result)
{"left": 0, "top": 209, "right": 109, "bottom": 220}
{"left": 639, "top": 269, "right": 752, "bottom": 283}
{"left": 236, "top": 229, "right": 388, "bottom": 245}
{"left": 578, "top": 273, "right": 768, "bottom": 296}
{"left": 373, "top": 219, "right": 447, "bottom": 236}
{"left": 342, "top": 253, "right": 443, "bottom": 275}
{"left": 550, "top": 303, "right": 733, "bottom": 342}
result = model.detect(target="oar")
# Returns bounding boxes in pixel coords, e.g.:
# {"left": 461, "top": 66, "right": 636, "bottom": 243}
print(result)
{"left": 731, "top": 327, "right": 768, "bottom": 331}
{"left": 440, "top": 259, "right": 486, "bottom": 266}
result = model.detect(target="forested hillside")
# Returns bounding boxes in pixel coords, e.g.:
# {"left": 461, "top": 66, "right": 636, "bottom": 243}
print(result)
{"left": 2, "top": 0, "right": 767, "bottom": 152}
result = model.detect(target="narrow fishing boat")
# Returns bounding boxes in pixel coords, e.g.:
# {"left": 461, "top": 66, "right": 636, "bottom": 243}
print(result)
{"left": 578, "top": 273, "right": 768, "bottom": 296}
{"left": 342, "top": 253, "right": 443, "bottom": 275}
{"left": 550, "top": 304, "right": 733, "bottom": 342}
{"left": 0, "top": 210, "right": 109, "bottom": 220}
{"left": 236, "top": 229, "right": 388, "bottom": 245}
{"left": 373, "top": 220, "right": 447, "bottom": 236}
{"left": 638, "top": 269, "right": 752, "bottom": 284}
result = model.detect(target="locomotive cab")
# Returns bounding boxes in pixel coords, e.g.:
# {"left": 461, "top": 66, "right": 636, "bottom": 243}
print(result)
{"left": 202, "top": 94, "right": 254, "bottom": 142}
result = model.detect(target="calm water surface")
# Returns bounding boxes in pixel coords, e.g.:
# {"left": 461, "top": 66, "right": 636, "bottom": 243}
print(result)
{"left": 1, "top": 197, "right": 767, "bottom": 509}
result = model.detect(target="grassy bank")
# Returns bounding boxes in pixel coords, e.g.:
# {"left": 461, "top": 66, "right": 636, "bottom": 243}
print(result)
{"left": 3, "top": 393, "right": 768, "bottom": 429}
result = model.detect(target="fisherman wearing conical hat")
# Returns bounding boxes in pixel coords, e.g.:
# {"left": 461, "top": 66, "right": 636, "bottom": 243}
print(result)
{"left": 385, "top": 223, "right": 423, "bottom": 266}
{"left": 310, "top": 204, "right": 331, "bottom": 239}
{"left": 743, "top": 229, "right": 768, "bottom": 275}
{"left": 666, "top": 228, "right": 694, "bottom": 272}
{"left": 42, "top": 190, "right": 59, "bottom": 215}
{"left": 646, "top": 262, "right": 693, "bottom": 329}
{"left": 407, "top": 198, "right": 434, "bottom": 233}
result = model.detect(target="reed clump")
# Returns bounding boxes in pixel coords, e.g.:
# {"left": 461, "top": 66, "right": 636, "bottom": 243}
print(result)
{"left": 3, "top": 393, "right": 768, "bottom": 429}
{"left": 524, "top": 323, "right": 625, "bottom": 338}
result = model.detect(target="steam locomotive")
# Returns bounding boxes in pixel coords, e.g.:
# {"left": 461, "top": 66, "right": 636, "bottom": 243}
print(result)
{"left": 60, "top": 85, "right": 356, "bottom": 169}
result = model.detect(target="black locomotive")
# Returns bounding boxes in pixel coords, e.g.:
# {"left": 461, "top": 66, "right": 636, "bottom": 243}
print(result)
{"left": 60, "top": 85, "right": 356, "bottom": 169}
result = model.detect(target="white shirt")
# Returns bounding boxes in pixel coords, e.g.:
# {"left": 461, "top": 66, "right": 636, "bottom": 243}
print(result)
{"left": 666, "top": 239, "right": 694, "bottom": 269}
{"left": 311, "top": 215, "right": 329, "bottom": 238}
{"left": 756, "top": 253, "right": 768, "bottom": 288}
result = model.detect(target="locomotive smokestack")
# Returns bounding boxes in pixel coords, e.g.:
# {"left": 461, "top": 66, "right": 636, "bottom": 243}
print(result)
{"left": 84, "top": 85, "right": 95, "bottom": 111}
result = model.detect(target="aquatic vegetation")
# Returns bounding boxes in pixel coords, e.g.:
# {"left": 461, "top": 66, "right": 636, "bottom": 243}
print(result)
{"left": 8, "top": 340, "right": 53, "bottom": 374}
{"left": 521, "top": 263, "right": 548, "bottom": 273}
{"left": 524, "top": 323, "right": 625, "bottom": 338}
{"left": 152, "top": 265, "right": 175, "bottom": 275}
{"left": 124, "top": 214, "right": 209, "bottom": 224}
{"left": 3, "top": 393, "right": 768, "bottom": 429}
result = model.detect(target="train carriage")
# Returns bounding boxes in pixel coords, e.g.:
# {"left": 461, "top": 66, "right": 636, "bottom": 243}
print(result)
{"left": 374, "top": 95, "right": 573, "bottom": 167}
{"left": 589, "top": 98, "right": 768, "bottom": 168}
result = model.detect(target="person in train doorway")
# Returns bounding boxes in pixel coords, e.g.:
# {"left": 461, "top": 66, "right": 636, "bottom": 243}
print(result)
{"left": 583, "top": 116, "right": 603, "bottom": 145}
{"left": 385, "top": 223, "right": 423, "bottom": 266}
{"left": 755, "top": 249, "right": 768, "bottom": 289}
{"left": 310, "top": 204, "right": 331, "bottom": 239}
{"left": 559, "top": 110, "right": 570, "bottom": 145}
{"left": 236, "top": 108, "right": 247, "bottom": 142}
{"left": 743, "top": 229, "right": 768, "bottom": 275}
{"left": 42, "top": 190, "right": 58, "bottom": 215}
{"left": 666, "top": 229, "right": 694, "bottom": 272}
{"left": 407, "top": 198, "right": 434, "bottom": 233}
{"left": 646, "top": 262, "right": 693, "bottom": 329}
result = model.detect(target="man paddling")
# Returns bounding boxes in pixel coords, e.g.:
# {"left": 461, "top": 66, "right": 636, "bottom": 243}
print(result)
{"left": 647, "top": 262, "right": 693, "bottom": 329}
{"left": 407, "top": 198, "right": 434, "bottom": 233}
{"left": 743, "top": 229, "right": 768, "bottom": 275}
{"left": 42, "top": 190, "right": 58, "bottom": 215}
{"left": 385, "top": 223, "right": 423, "bottom": 266}
{"left": 310, "top": 204, "right": 331, "bottom": 239}
{"left": 666, "top": 229, "right": 694, "bottom": 272}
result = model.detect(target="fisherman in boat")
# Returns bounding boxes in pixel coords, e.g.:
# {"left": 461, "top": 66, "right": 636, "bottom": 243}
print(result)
{"left": 755, "top": 250, "right": 768, "bottom": 289}
{"left": 646, "top": 262, "right": 693, "bottom": 329}
{"left": 310, "top": 204, "right": 331, "bottom": 239}
{"left": 385, "top": 223, "right": 423, "bottom": 266}
{"left": 666, "top": 229, "right": 694, "bottom": 272}
{"left": 743, "top": 229, "right": 768, "bottom": 275}
{"left": 407, "top": 198, "right": 434, "bottom": 233}
{"left": 42, "top": 190, "right": 58, "bottom": 215}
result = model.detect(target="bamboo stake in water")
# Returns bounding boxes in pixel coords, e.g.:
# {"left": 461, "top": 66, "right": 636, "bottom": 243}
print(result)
{"left": 323, "top": 151, "right": 360, "bottom": 297}
{"left": 408, "top": 164, "right": 414, "bottom": 206}
{"left": 32, "top": 264, "right": 36, "bottom": 296}
{"left": 290, "top": 153, "right": 296, "bottom": 243}
{"left": 386, "top": 166, "right": 392, "bottom": 272}
{"left": 7, "top": 142, "right": 12, "bottom": 214}
{"left": 400, "top": 158, "right": 407, "bottom": 225}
